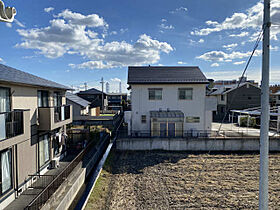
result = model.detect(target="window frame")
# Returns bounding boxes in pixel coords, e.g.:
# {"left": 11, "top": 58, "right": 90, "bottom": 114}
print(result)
{"left": 141, "top": 115, "right": 146, "bottom": 123}
{"left": 221, "top": 94, "right": 225, "bottom": 101}
{"left": 148, "top": 88, "right": 162, "bottom": 100}
{"left": 0, "top": 148, "right": 13, "bottom": 196}
{"left": 0, "top": 87, "right": 11, "bottom": 113}
{"left": 178, "top": 88, "right": 193, "bottom": 100}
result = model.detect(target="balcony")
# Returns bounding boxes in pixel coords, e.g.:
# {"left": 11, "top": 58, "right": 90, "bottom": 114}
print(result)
{"left": 38, "top": 105, "right": 72, "bottom": 131}
{"left": 0, "top": 110, "right": 30, "bottom": 146}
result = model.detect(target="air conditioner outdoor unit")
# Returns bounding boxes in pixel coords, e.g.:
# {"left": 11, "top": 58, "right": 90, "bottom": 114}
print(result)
{"left": 50, "top": 158, "right": 60, "bottom": 169}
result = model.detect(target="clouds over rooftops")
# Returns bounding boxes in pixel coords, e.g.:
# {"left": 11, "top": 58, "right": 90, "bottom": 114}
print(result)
{"left": 16, "top": 9, "right": 173, "bottom": 69}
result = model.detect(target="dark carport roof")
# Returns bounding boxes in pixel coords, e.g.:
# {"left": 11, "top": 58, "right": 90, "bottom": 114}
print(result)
{"left": 0, "top": 64, "right": 71, "bottom": 90}
{"left": 150, "top": 110, "right": 184, "bottom": 118}
{"left": 128, "top": 66, "right": 209, "bottom": 84}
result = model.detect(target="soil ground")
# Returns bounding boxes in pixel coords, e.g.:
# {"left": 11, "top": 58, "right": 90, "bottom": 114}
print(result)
{"left": 85, "top": 150, "right": 280, "bottom": 209}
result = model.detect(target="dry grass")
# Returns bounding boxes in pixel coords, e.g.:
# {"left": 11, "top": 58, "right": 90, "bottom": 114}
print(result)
{"left": 86, "top": 150, "right": 280, "bottom": 209}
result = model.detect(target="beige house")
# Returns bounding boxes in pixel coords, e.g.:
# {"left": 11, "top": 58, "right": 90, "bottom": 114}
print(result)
{"left": 0, "top": 64, "right": 72, "bottom": 208}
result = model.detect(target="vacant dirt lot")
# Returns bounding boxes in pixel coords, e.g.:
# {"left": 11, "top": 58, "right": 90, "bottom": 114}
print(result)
{"left": 86, "top": 151, "right": 280, "bottom": 209}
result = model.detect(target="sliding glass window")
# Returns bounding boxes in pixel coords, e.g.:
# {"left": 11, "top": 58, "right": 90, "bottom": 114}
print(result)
{"left": 37, "top": 90, "right": 49, "bottom": 108}
{"left": 39, "top": 134, "right": 50, "bottom": 168}
{"left": 0, "top": 149, "right": 12, "bottom": 195}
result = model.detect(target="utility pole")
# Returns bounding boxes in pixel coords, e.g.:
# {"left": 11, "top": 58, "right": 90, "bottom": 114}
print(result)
{"left": 259, "top": 0, "right": 270, "bottom": 209}
{"left": 100, "top": 77, "right": 104, "bottom": 112}
{"left": 119, "top": 82, "right": 122, "bottom": 93}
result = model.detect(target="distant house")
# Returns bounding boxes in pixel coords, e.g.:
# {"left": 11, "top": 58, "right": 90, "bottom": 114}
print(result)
{"left": 107, "top": 93, "right": 128, "bottom": 111}
{"left": 210, "top": 82, "right": 261, "bottom": 121}
{"left": 126, "top": 66, "right": 216, "bottom": 137}
{"left": 77, "top": 88, "right": 108, "bottom": 111}
{"left": 66, "top": 92, "right": 99, "bottom": 121}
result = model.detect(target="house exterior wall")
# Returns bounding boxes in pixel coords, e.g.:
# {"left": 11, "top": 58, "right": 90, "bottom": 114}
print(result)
{"left": 0, "top": 82, "right": 72, "bottom": 208}
{"left": 227, "top": 84, "right": 261, "bottom": 110}
{"left": 130, "top": 84, "right": 209, "bottom": 133}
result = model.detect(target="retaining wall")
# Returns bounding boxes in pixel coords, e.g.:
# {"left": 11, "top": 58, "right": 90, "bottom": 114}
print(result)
{"left": 116, "top": 137, "right": 280, "bottom": 151}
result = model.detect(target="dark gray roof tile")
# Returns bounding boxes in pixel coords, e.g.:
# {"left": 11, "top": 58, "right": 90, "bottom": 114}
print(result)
{"left": 128, "top": 66, "right": 209, "bottom": 84}
{"left": 0, "top": 64, "right": 71, "bottom": 90}
{"left": 66, "top": 92, "right": 90, "bottom": 107}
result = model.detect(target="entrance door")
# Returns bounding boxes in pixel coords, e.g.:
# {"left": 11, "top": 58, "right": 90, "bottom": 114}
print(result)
{"left": 160, "top": 123, "right": 167, "bottom": 137}
{"left": 168, "top": 123, "right": 175, "bottom": 137}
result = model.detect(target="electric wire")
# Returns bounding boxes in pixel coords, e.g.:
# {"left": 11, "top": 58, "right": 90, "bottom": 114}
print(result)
{"left": 189, "top": 26, "right": 266, "bottom": 196}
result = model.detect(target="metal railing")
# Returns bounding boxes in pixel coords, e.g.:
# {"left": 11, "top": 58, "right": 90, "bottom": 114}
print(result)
{"left": 117, "top": 129, "right": 280, "bottom": 139}
{"left": 54, "top": 105, "right": 71, "bottom": 123}
{"left": 25, "top": 133, "right": 110, "bottom": 210}
{"left": 0, "top": 110, "right": 24, "bottom": 141}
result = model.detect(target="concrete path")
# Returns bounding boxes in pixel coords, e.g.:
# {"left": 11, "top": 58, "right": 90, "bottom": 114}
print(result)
{"left": 212, "top": 122, "right": 279, "bottom": 137}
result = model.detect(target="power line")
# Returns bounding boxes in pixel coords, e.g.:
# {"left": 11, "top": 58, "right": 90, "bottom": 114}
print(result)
{"left": 189, "top": 26, "right": 265, "bottom": 197}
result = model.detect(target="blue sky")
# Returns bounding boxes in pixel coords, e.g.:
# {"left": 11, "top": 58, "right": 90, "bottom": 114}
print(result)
{"left": 1, "top": 0, "right": 280, "bottom": 92}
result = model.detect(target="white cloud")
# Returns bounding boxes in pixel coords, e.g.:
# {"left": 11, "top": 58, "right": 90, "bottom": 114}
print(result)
{"left": 6, "top": 23, "right": 12, "bottom": 28}
{"left": 211, "top": 63, "right": 219, "bottom": 67}
{"left": 56, "top": 9, "right": 108, "bottom": 28}
{"left": 191, "top": 0, "right": 280, "bottom": 40}
{"left": 170, "top": 7, "right": 188, "bottom": 14}
{"left": 44, "top": 7, "right": 54, "bottom": 13}
{"left": 233, "top": 61, "right": 246, "bottom": 65}
{"left": 159, "top": 23, "right": 174, "bottom": 30}
{"left": 205, "top": 68, "right": 280, "bottom": 84}
{"left": 177, "top": 61, "right": 187, "bottom": 64}
{"left": 17, "top": 10, "right": 173, "bottom": 69}
{"left": 110, "top": 31, "right": 117, "bottom": 35}
{"left": 229, "top": 32, "right": 249, "bottom": 37}
{"left": 161, "top": 19, "right": 167, "bottom": 22}
{"left": 14, "top": 19, "right": 26, "bottom": 28}
{"left": 120, "top": 28, "right": 128, "bottom": 34}
{"left": 198, "top": 39, "right": 204, "bottom": 43}
{"left": 111, "top": 78, "right": 121, "bottom": 82}
{"left": 196, "top": 50, "right": 261, "bottom": 62}
{"left": 189, "top": 39, "right": 204, "bottom": 45}
{"left": 0, "top": 58, "right": 3, "bottom": 63}
{"left": 222, "top": 43, "right": 238, "bottom": 50}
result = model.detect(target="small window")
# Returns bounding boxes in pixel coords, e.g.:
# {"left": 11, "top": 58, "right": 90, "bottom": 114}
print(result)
{"left": 149, "top": 89, "right": 162, "bottom": 100}
{"left": 221, "top": 95, "right": 224, "bottom": 101}
{"left": 178, "top": 88, "right": 193, "bottom": 100}
{"left": 278, "top": 95, "right": 280, "bottom": 100}
{"left": 141, "top": 115, "right": 146, "bottom": 123}
{"left": 186, "top": 116, "right": 200, "bottom": 123}
{"left": 248, "top": 96, "right": 252, "bottom": 100}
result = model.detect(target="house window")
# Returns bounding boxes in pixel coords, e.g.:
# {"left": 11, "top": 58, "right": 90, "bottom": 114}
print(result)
{"left": 149, "top": 89, "right": 162, "bottom": 100}
{"left": 141, "top": 115, "right": 146, "bottom": 123}
{"left": 53, "top": 92, "right": 62, "bottom": 107}
{"left": 0, "top": 87, "right": 10, "bottom": 113}
{"left": 0, "top": 149, "right": 12, "bottom": 195}
{"left": 278, "top": 95, "right": 280, "bottom": 100}
{"left": 39, "top": 134, "right": 50, "bottom": 168}
{"left": 221, "top": 95, "right": 224, "bottom": 101}
{"left": 38, "top": 90, "right": 49, "bottom": 107}
{"left": 186, "top": 116, "right": 200, "bottom": 123}
{"left": 178, "top": 88, "right": 193, "bottom": 100}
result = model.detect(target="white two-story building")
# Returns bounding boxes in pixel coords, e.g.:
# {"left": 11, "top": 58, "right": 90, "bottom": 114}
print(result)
{"left": 126, "top": 66, "right": 216, "bottom": 137}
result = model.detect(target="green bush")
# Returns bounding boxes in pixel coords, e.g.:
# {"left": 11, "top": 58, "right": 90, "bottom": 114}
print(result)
{"left": 239, "top": 116, "right": 256, "bottom": 127}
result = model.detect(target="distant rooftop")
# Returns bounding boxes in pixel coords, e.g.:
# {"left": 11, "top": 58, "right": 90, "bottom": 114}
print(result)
{"left": 77, "top": 88, "right": 105, "bottom": 95}
{"left": 0, "top": 64, "right": 71, "bottom": 90}
{"left": 128, "top": 66, "right": 209, "bottom": 84}
{"left": 66, "top": 92, "right": 90, "bottom": 108}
